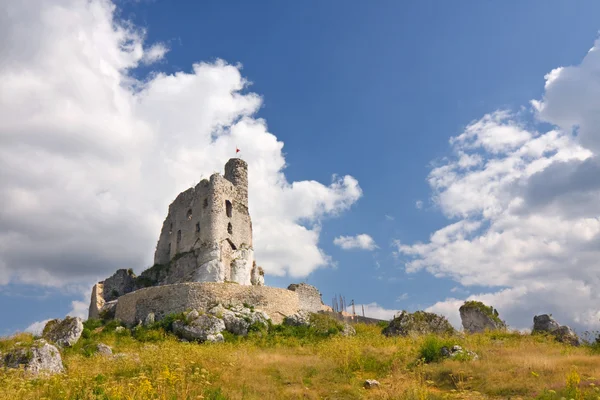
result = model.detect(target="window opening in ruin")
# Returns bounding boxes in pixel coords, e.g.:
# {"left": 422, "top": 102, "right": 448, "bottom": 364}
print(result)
{"left": 169, "top": 223, "right": 173, "bottom": 235}
{"left": 225, "top": 200, "right": 232, "bottom": 218}
{"left": 168, "top": 243, "right": 171, "bottom": 254}
{"left": 203, "top": 198, "right": 208, "bottom": 208}
{"left": 187, "top": 209, "right": 192, "bottom": 220}
{"left": 196, "top": 222, "right": 200, "bottom": 233}
{"left": 227, "top": 223, "right": 233, "bottom": 235}
{"left": 226, "top": 238, "right": 237, "bottom": 250}
{"left": 177, "top": 230, "right": 182, "bottom": 243}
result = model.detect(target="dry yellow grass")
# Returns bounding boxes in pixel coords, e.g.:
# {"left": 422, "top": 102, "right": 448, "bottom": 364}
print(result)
{"left": 1, "top": 324, "right": 600, "bottom": 400}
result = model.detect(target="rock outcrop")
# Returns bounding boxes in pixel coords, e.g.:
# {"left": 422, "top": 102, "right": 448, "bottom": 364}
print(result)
{"left": 173, "top": 314, "right": 226, "bottom": 343}
{"left": 42, "top": 317, "right": 84, "bottom": 347}
{"left": 459, "top": 301, "right": 506, "bottom": 333}
{"left": 382, "top": 311, "right": 455, "bottom": 337}
{"left": 2, "top": 339, "right": 64, "bottom": 376}
{"left": 208, "top": 304, "right": 269, "bottom": 336}
{"left": 532, "top": 314, "right": 580, "bottom": 346}
{"left": 283, "top": 310, "right": 312, "bottom": 327}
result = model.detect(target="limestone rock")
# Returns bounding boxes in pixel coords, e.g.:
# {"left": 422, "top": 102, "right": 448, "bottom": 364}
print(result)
{"left": 3, "top": 339, "right": 64, "bottom": 376}
{"left": 206, "top": 333, "right": 225, "bottom": 343}
{"left": 364, "top": 379, "right": 380, "bottom": 389}
{"left": 103, "top": 269, "right": 136, "bottom": 302}
{"left": 42, "top": 317, "right": 84, "bottom": 347}
{"left": 186, "top": 309, "right": 200, "bottom": 323}
{"left": 143, "top": 312, "right": 155, "bottom": 326}
{"left": 114, "top": 326, "right": 126, "bottom": 333}
{"left": 383, "top": 311, "right": 455, "bottom": 337}
{"left": 533, "top": 314, "right": 561, "bottom": 332}
{"left": 284, "top": 310, "right": 312, "bottom": 327}
{"left": 533, "top": 314, "right": 580, "bottom": 346}
{"left": 96, "top": 343, "right": 113, "bottom": 356}
{"left": 459, "top": 301, "right": 506, "bottom": 333}
{"left": 88, "top": 282, "right": 105, "bottom": 320}
{"left": 173, "top": 314, "right": 225, "bottom": 342}
{"left": 251, "top": 263, "right": 265, "bottom": 286}
{"left": 208, "top": 304, "right": 270, "bottom": 336}
{"left": 99, "top": 300, "right": 118, "bottom": 320}
{"left": 341, "top": 323, "right": 356, "bottom": 337}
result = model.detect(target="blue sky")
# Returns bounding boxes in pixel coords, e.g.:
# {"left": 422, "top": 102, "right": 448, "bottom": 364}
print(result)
{"left": 2, "top": 0, "right": 600, "bottom": 335}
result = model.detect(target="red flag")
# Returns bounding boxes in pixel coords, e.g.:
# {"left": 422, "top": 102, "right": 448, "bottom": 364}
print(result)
{"left": 236, "top": 148, "right": 240, "bottom": 153}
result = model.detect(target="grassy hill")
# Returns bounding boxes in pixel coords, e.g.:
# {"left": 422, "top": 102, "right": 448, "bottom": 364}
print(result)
{"left": 1, "top": 318, "right": 600, "bottom": 400}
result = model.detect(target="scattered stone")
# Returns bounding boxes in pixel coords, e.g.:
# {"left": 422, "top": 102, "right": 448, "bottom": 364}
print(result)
{"left": 114, "top": 326, "right": 126, "bottom": 333}
{"left": 532, "top": 314, "right": 580, "bottom": 346}
{"left": 283, "top": 310, "right": 312, "bottom": 327}
{"left": 206, "top": 333, "right": 224, "bottom": 343}
{"left": 459, "top": 301, "right": 506, "bottom": 333}
{"left": 96, "top": 343, "right": 112, "bottom": 356}
{"left": 42, "top": 317, "right": 84, "bottom": 347}
{"left": 173, "top": 314, "right": 226, "bottom": 342}
{"left": 440, "top": 344, "right": 479, "bottom": 361}
{"left": 382, "top": 311, "right": 455, "bottom": 337}
{"left": 341, "top": 323, "right": 356, "bottom": 337}
{"left": 143, "top": 312, "right": 155, "bottom": 326}
{"left": 208, "top": 304, "right": 270, "bottom": 336}
{"left": 3, "top": 339, "right": 64, "bottom": 376}
{"left": 364, "top": 379, "right": 380, "bottom": 389}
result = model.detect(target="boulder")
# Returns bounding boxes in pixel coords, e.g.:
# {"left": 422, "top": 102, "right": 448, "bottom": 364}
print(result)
{"left": 3, "top": 339, "right": 64, "bottom": 376}
{"left": 251, "top": 263, "right": 265, "bottom": 286}
{"left": 208, "top": 304, "right": 270, "bottom": 336}
{"left": 283, "top": 310, "right": 312, "bottom": 327}
{"left": 364, "top": 379, "right": 380, "bottom": 389}
{"left": 383, "top": 311, "right": 455, "bottom": 337}
{"left": 533, "top": 314, "right": 580, "bottom": 346}
{"left": 42, "top": 317, "right": 84, "bottom": 347}
{"left": 143, "top": 312, "right": 155, "bottom": 327}
{"left": 172, "top": 314, "right": 225, "bottom": 342}
{"left": 459, "top": 301, "right": 506, "bottom": 333}
{"left": 96, "top": 343, "right": 113, "bottom": 356}
{"left": 440, "top": 344, "right": 479, "bottom": 361}
{"left": 341, "top": 323, "right": 356, "bottom": 337}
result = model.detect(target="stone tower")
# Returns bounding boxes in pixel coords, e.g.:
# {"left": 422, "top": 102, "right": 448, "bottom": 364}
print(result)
{"left": 152, "top": 158, "right": 262, "bottom": 285}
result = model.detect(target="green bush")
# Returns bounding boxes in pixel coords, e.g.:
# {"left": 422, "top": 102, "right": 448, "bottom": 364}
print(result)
{"left": 132, "top": 326, "right": 168, "bottom": 342}
{"left": 417, "top": 335, "right": 454, "bottom": 363}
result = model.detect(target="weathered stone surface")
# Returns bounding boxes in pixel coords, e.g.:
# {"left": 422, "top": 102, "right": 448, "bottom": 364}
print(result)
{"left": 115, "top": 282, "right": 321, "bottom": 326}
{"left": 143, "top": 312, "right": 155, "bottom": 326}
{"left": 88, "top": 283, "right": 105, "bottom": 320}
{"left": 364, "top": 379, "right": 380, "bottom": 389}
{"left": 99, "top": 300, "right": 118, "bottom": 320}
{"left": 533, "top": 314, "right": 580, "bottom": 346}
{"left": 152, "top": 159, "right": 254, "bottom": 285}
{"left": 3, "top": 340, "right": 64, "bottom": 375}
{"left": 103, "top": 269, "right": 136, "bottom": 302}
{"left": 440, "top": 345, "right": 479, "bottom": 361}
{"left": 284, "top": 310, "right": 312, "bottom": 327}
{"left": 42, "top": 317, "right": 84, "bottom": 347}
{"left": 287, "top": 283, "right": 326, "bottom": 313}
{"left": 172, "top": 314, "right": 225, "bottom": 342}
{"left": 533, "top": 314, "right": 561, "bottom": 332}
{"left": 96, "top": 343, "right": 113, "bottom": 356}
{"left": 459, "top": 301, "right": 506, "bottom": 333}
{"left": 114, "top": 326, "right": 126, "bottom": 333}
{"left": 208, "top": 304, "right": 270, "bottom": 336}
{"left": 383, "top": 311, "right": 455, "bottom": 337}
{"left": 341, "top": 323, "right": 356, "bottom": 337}
{"left": 251, "top": 263, "right": 265, "bottom": 286}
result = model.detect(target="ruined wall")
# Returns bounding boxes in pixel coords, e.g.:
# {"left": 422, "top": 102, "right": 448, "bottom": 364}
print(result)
{"left": 287, "top": 283, "right": 326, "bottom": 312}
{"left": 114, "top": 282, "right": 323, "bottom": 325}
{"left": 152, "top": 158, "right": 253, "bottom": 285}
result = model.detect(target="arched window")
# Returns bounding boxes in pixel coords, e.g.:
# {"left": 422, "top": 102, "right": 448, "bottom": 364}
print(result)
{"left": 177, "top": 230, "right": 182, "bottom": 243}
{"left": 203, "top": 198, "right": 208, "bottom": 208}
{"left": 187, "top": 209, "right": 192, "bottom": 220}
{"left": 227, "top": 223, "right": 233, "bottom": 235}
{"left": 196, "top": 223, "right": 200, "bottom": 233}
{"left": 225, "top": 200, "right": 232, "bottom": 218}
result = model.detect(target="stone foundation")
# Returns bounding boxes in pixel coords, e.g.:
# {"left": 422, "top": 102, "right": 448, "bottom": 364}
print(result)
{"left": 114, "top": 282, "right": 327, "bottom": 325}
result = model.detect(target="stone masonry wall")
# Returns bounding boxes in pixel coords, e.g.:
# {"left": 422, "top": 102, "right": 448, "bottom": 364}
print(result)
{"left": 114, "top": 282, "right": 325, "bottom": 325}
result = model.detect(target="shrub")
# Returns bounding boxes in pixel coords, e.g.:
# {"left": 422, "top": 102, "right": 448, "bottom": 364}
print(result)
{"left": 417, "top": 335, "right": 454, "bottom": 363}
{"left": 132, "top": 326, "right": 168, "bottom": 342}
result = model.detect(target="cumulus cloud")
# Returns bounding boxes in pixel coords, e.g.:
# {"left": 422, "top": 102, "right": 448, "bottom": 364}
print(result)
{"left": 0, "top": 0, "right": 361, "bottom": 288}
{"left": 350, "top": 303, "right": 398, "bottom": 320}
{"left": 398, "top": 38, "right": 600, "bottom": 332}
{"left": 24, "top": 320, "right": 50, "bottom": 336}
{"left": 333, "top": 234, "right": 378, "bottom": 251}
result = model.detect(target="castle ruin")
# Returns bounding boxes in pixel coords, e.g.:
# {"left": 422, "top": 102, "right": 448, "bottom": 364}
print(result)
{"left": 89, "top": 158, "right": 327, "bottom": 324}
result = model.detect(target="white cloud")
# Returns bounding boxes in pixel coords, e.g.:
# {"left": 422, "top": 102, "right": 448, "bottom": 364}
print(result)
{"left": 415, "top": 200, "right": 423, "bottom": 209}
{"left": 396, "top": 293, "right": 409, "bottom": 302}
{"left": 24, "top": 319, "right": 50, "bottom": 336}
{"left": 351, "top": 303, "right": 398, "bottom": 320}
{"left": 0, "top": 0, "right": 361, "bottom": 288}
{"left": 385, "top": 214, "right": 394, "bottom": 221}
{"left": 399, "top": 37, "right": 600, "bottom": 332}
{"left": 334, "top": 234, "right": 378, "bottom": 251}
